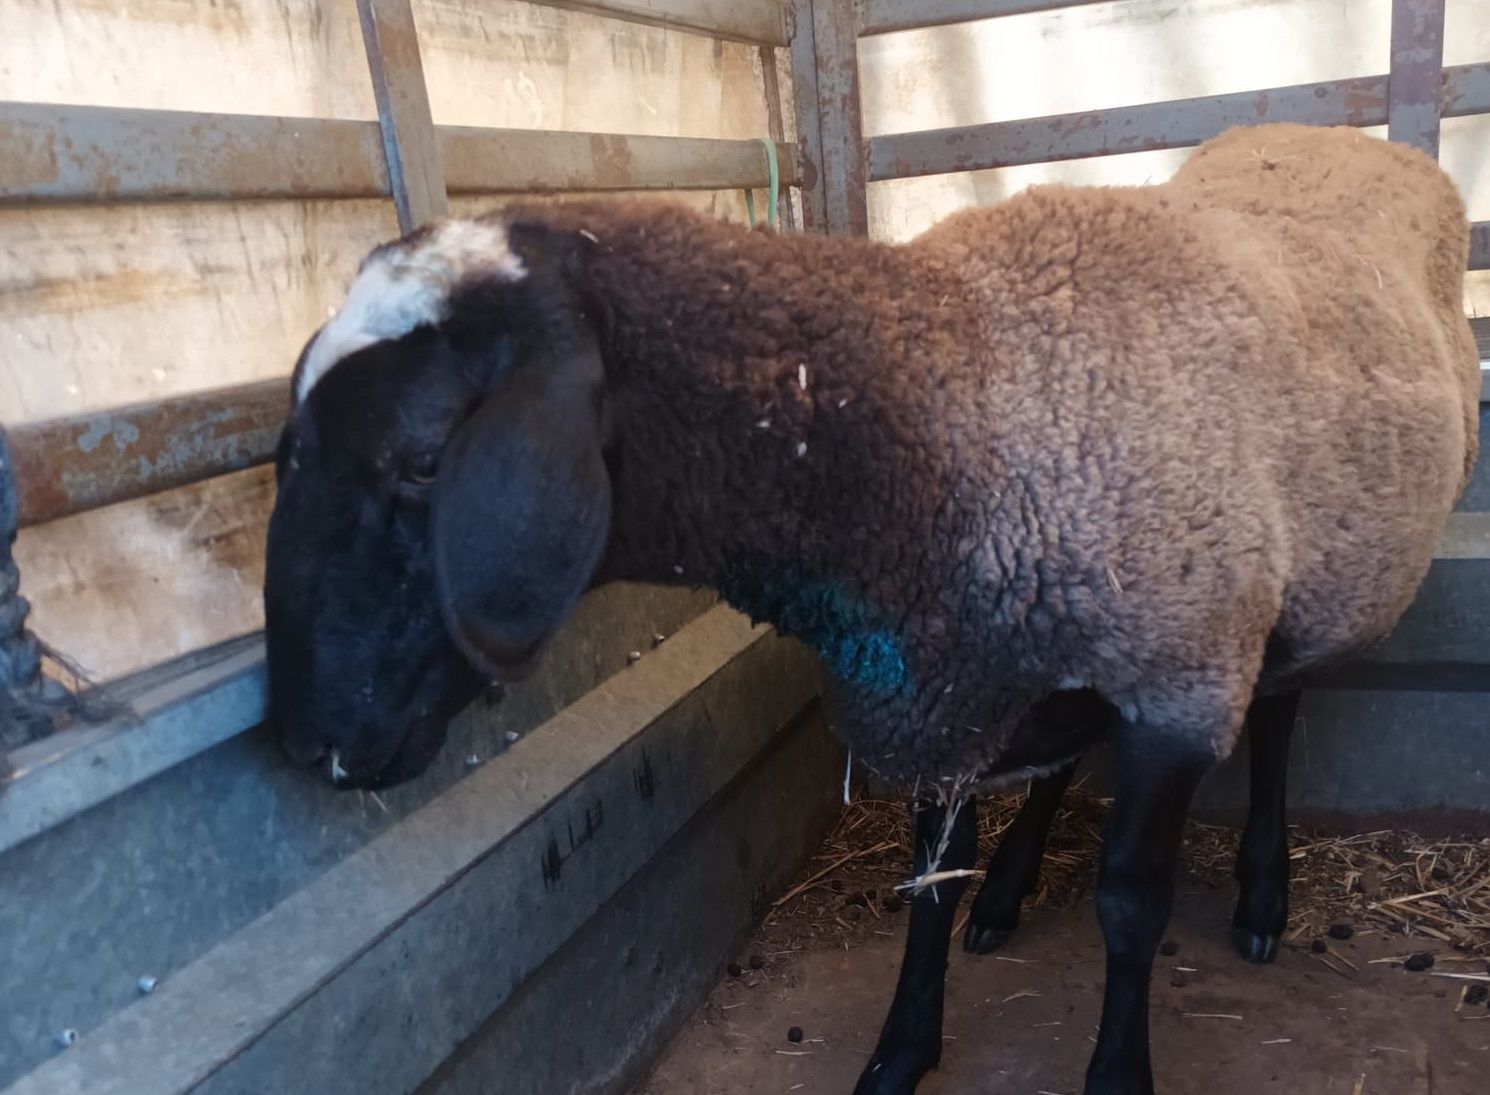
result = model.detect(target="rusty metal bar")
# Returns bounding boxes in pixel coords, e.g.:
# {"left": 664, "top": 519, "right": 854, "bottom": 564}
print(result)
{"left": 1472, "top": 222, "right": 1490, "bottom": 272}
{"left": 442, "top": 128, "right": 800, "bottom": 193}
{"left": 0, "top": 102, "right": 390, "bottom": 204}
{"left": 0, "top": 103, "right": 804, "bottom": 206}
{"left": 759, "top": 45, "right": 798, "bottom": 230}
{"left": 789, "top": 0, "right": 829, "bottom": 231}
{"left": 862, "top": 0, "right": 1113, "bottom": 36}
{"left": 528, "top": 0, "right": 790, "bottom": 46}
{"left": 868, "top": 62, "right": 1490, "bottom": 182}
{"left": 357, "top": 0, "right": 448, "bottom": 232}
{"left": 1387, "top": 0, "right": 1447, "bottom": 157}
{"left": 1445, "top": 58, "right": 1490, "bottom": 115}
{"left": 7, "top": 381, "right": 288, "bottom": 529}
{"left": 811, "top": 0, "right": 869, "bottom": 235}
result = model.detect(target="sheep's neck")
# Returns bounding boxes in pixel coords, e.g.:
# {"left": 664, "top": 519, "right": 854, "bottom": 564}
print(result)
{"left": 574, "top": 205, "right": 944, "bottom": 683}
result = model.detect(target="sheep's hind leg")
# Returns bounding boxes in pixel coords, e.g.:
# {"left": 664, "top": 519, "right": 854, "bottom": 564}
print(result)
{"left": 962, "top": 759, "right": 1079, "bottom": 954}
{"left": 1231, "top": 689, "right": 1300, "bottom": 964}
{"left": 853, "top": 796, "right": 978, "bottom": 1095}
{"left": 1085, "top": 725, "right": 1213, "bottom": 1095}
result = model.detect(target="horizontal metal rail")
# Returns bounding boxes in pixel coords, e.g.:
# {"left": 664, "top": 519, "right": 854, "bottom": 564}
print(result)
{"left": 0, "top": 102, "right": 800, "bottom": 206}
{"left": 8, "top": 381, "right": 287, "bottom": 528}
{"left": 527, "top": 0, "right": 790, "bottom": 45}
{"left": 861, "top": 0, "right": 1111, "bottom": 37}
{"left": 0, "top": 103, "right": 388, "bottom": 204}
{"left": 868, "top": 62, "right": 1490, "bottom": 181}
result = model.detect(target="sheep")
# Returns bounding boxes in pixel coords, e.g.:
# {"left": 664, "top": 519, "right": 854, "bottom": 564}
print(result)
{"left": 263, "top": 122, "right": 1478, "bottom": 1095}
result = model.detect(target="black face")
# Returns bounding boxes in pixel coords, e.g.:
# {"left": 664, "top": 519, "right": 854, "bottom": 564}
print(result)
{"left": 266, "top": 333, "right": 485, "bottom": 788}
{"left": 265, "top": 226, "right": 615, "bottom": 790}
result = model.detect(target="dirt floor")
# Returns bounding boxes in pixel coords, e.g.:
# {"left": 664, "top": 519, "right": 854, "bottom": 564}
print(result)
{"left": 634, "top": 792, "right": 1490, "bottom": 1095}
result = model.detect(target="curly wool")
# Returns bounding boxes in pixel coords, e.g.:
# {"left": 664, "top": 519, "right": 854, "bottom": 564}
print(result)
{"left": 500, "top": 123, "right": 1477, "bottom": 790}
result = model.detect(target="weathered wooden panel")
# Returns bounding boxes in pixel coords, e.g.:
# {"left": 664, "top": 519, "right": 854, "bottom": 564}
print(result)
{"left": 862, "top": 0, "right": 1109, "bottom": 37}
{"left": 14, "top": 467, "right": 274, "bottom": 682}
{"left": 0, "top": 0, "right": 378, "bottom": 119}
{"left": 0, "top": 199, "right": 397, "bottom": 424}
{"left": 413, "top": 1, "right": 775, "bottom": 138}
{"left": 443, "top": 128, "right": 799, "bottom": 192}
{"left": 523, "top": 0, "right": 790, "bottom": 46}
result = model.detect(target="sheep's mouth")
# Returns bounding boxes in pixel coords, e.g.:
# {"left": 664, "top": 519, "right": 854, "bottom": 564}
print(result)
{"left": 326, "top": 713, "right": 450, "bottom": 790}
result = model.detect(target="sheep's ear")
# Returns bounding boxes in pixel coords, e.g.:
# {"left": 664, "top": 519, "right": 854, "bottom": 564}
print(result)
{"left": 430, "top": 342, "right": 612, "bottom": 682}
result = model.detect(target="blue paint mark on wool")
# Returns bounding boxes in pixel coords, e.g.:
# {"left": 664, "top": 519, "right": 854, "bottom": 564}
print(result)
{"left": 719, "top": 561, "right": 908, "bottom": 693}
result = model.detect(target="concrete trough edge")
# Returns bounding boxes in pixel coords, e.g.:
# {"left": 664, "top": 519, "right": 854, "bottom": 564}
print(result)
{"left": 2, "top": 604, "right": 821, "bottom": 1095}
{"left": 0, "top": 637, "right": 266, "bottom": 857}
{"left": 417, "top": 702, "right": 843, "bottom": 1095}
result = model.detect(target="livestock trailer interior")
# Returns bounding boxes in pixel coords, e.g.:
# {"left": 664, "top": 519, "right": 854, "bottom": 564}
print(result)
{"left": 1, "top": 2, "right": 1488, "bottom": 1094}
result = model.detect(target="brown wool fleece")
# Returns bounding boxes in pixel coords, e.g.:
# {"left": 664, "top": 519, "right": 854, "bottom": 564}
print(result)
{"left": 496, "top": 124, "right": 1477, "bottom": 789}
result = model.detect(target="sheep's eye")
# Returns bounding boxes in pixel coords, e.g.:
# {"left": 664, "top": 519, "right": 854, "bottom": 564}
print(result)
{"left": 402, "top": 452, "right": 439, "bottom": 485}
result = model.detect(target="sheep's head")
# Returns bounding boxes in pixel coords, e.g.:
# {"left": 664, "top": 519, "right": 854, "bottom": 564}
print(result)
{"left": 264, "top": 217, "right": 613, "bottom": 789}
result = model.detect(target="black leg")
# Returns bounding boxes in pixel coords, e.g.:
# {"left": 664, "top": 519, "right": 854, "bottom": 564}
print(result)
{"left": 963, "top": 759, "right": 1079, "bottom": 954}
{"left": 1085, "top": 728, "right": 1213, "bottom": 1095}
{"left": 854, "top": 795, "right": 978, "bottom": 1095}
{"left": 1231, "top": 690, "right": 1300, "bottom": 963}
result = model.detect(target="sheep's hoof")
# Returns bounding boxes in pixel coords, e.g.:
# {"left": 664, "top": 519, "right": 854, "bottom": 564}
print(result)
{"left": 852, "top": 1044, "right": 938, "bottom": 1095}
{"left": 1230, "top": 925, "right": 1281, "bottom": 964}
{"left": 962, "top": 908, "right": 1020, "bottom": 954}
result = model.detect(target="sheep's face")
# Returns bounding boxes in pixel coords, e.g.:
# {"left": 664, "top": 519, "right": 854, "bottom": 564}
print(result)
{"left": 265, "top": 219, "right": 613, "bottom": 789}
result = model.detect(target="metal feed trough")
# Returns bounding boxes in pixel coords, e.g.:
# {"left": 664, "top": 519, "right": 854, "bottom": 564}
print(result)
{"left": 0, "top": 2, "right": 1487, "bottom": 1093}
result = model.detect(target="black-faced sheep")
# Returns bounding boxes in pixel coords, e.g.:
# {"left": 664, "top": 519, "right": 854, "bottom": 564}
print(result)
{"left": 263, "top": 123, "right": 1478, "bottom": 1095}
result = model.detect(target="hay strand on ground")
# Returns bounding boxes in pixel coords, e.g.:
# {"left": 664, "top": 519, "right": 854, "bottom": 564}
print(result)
{"left": 758, "top": 784, "right": 1490, "bottom": 959}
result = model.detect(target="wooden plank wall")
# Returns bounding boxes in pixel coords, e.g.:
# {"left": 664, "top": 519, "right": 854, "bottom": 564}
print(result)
{"left": 0, "top": 0, "right": 779, "bottom": 682}
{"left": 857, "top": 0, "right": 1490, "bottom": 288}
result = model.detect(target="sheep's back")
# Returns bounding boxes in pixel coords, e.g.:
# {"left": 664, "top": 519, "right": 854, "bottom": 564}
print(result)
{"left": 1169, "top": 124, "right": 1469, "bottom": 317}
{"left": 904, "top": 130, "right": 1476, "bottom": 710}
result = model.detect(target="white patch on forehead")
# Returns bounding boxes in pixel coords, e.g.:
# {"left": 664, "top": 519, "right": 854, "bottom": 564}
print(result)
{"left": 295, "top": 219, "right": 525, "bottom": 403}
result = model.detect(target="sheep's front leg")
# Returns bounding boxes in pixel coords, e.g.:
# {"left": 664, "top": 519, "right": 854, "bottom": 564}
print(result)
{"left": 1231, "top": 690, "right": 1300, "bottom": 963}
{"left": 853, "top": 795, "right": 978, "bottom": 1095}
{"left": 963, "top": 759, "right": 1078, "bottom": 954}
{"left": 1085, "top": 727, "right": 1212, "bottom": 1095}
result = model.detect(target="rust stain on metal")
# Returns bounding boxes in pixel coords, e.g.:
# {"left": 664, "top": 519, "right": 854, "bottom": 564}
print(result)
{"left": 0, "top": 117, "right": 59, "bottom": 190}
{"left": 1343, "top": 89, "right": 1387, "bottom": 125}
{"left": 9, "top": 380, "right": 288, "bottom": 528}
{"left": 589, "top": 133, "right": 639, "bottom": 190}
{"left": 1, "top": 102, "right": 390, "bottom": 205}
